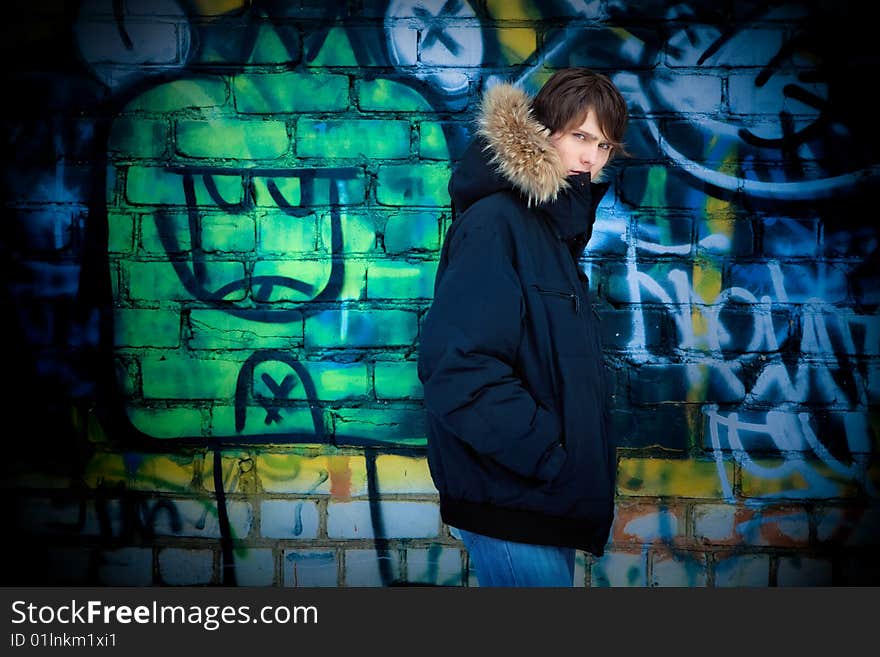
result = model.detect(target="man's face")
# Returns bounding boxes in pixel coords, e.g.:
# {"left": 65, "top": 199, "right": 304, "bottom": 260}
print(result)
{"left": 549, "top": 110, "right": 612, "bottom": 180}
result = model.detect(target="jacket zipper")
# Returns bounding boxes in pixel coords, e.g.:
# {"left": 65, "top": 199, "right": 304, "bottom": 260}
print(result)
{"left": 534, "top": 285, "right": 580, "bottom": 314}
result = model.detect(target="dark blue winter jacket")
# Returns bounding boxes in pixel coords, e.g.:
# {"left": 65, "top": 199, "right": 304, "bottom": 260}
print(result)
{"left": 418, "top": 83, "right": 616, "bottom": 555}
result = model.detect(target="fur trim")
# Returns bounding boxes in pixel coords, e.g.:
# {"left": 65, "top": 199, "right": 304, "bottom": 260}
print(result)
{"left": 476, "top": 83, "right": 569, "bottom": 206}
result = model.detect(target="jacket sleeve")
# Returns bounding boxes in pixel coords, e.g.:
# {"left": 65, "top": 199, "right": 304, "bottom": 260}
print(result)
{"left": 418, "top": 213, "right": 567, "bottom": 483}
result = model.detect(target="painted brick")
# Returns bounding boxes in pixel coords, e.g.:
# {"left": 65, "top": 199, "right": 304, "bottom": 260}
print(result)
{"left": 629, "top": 363, "right": 744, "bottom": 404}
{"left": 97, "top": 547, "right": 153, "bottom": 586}
{"left": 777, "top": 556, "right": 833, "bottom": 586}
{"left": 419, "top": 122, "right": 452, "bottom": 160}
{"left": 126, "top": 78, "right": 228, "bottom": 113}
{"left": 258, "top": 212, "right": 318, "bottom": 254}
{"left": 545, "top": 28, "right": 638, "bottom": 68}
{"left": 650, "top": 73, "right": 722, "bottom": 113}
{"left": 201, "top": 452, "right": 261, "bottom": 495}
{"left": 332, "top": 408, "right": 428, "bottom": 446}
{"left": 693, "top": 504, "right": 738, "bottom": 544}
{"left": 667, "top": 27, "right": 785, "bottom": 68}
{"left": 383, "top": 211, "right": 441, "bottom": 253}
{"left": 591, "top": 551, "right": 648, "bottom": 587}
{"left": 327, "top": 501, "right": 439, "bottom": 539}
{"left": 367, "top": 260, "right": 437, "bottom": 299}
{"left": 260, "top": 500, "right": 320, "bottom": 539}
{"left": 200, "top": 214, "right": 256, "bottom": 253}
{"left": 406, "top": 547, "right": 464, "bottom": 586}
{"left": 126, "top": 165, "right": 243, "bottom": 206}
{"left": 109, "top": 117, "right": 168, "bottom": 158}
{"left": 2, "top": 468, "right": 72, "bottom": 491}
{"left": 634, "top": 215, "right": 693, "bottom": 252}
{"left": 251, "top": 259, "right": 366, "bottom": 302}
{"left": 252, "top": 360, "right": 368, "bottom": 401}
{"left": 126, "top": 406, "right": 205, "bottom": 440}
{"left": 713, "top": 553, "right": 770, "bottom": 587}
{"left": 729, "top": 263, "right": 848, "bottom": 304}
{"left": 198, "top": 22, "right": 301, "bottom": 65}
{"left": 79, "top": 19, "right": 180, "bottom": 62}
{"left": 234, "top": 73, "right": 349, "bottom": 113}
{"left": 159, "top": 548, "right": 214, "bottom": 585}
{"left": 82, "top": 452, "right": 126, "bottom": 488}
{"left": 177, "top": 119, "right": 288, "bottom": 160}
{"left": 253, "top": 173, "right": 367, "bottom": 208}
{"left": 870, "top": 365, "right": 880, "bottom": 405}
{"left": 18, "top": 497, "right": 108, "bottom": 537}
{"left": 254, "top": 454, "right": 368, "bottom": 497}
{"left": 762, "top": 217, "right": 819, "bottom": 257}
{"left": 416, "top": 25, "right": 483, "bottom": 67}
{"left": 618, "top": 458, "right": 733, "bottom": 499}
{"left": 823, "top": 223, "right": 880, "bottom": 258}
{"left": 741, "top": 459, "right": 860, "bottom": 499}
{"left": 800, "top": 310, "right": 880, "bottom": 357}
{"left": 298, "top": 119, "right": 410, "bottom": 159}
{"left": 114, "top": 309, "right": 180, "bottom": 348}
{"left": 188, "top": 310, "right": 303, "bottom": 350}
{"left": 141, "top": 355, "right": 241, "bottom": 399}
{"left": 138, "top": 212, "right": 190, "bottom": 254}
{"left": 142, "top": 499, "right": 252, "bottom": 540}
{"left": 374, "top": 455, "right": 437, "bottom": 494}
{"left": 733, "top": 506, "right": 810, "bottom": 547}
{"left": 599, "top": 308, "right": 665, "bottom": 351}
{"left": 353, "top": 80, "right": 422, "bottom": 112}
{"left": 604, "top": 260, "right": 679, "bottom": 304}
{"left": 476, "top": 28, "right": 537, "bottom": 66}
{"left": 815, "top": 507, "right": 880, "bottom": 546}
{"left": 127, "top": 454, "right": 197, "bottom": 492}
{"left": 376, "top": 163, "right": 451, "bottom": 207}
{"left": 15, "top": 262, "right": 80, "bottom": 299}
{"left": 696, "top": 217, "right": 754, "bottom": 255}
{"left": 6, "top": 165, "right": 91, "bottom": 204}
{"left": 304, "top": 309, "right": 418, "bottom": 348}
{"left": 613, "top": 405, "right": 691, "bottom": 451}
{"left": 227, "top": 548, "right": 275, "bottom": 586}
{"left": 210, "top": 405, "right": 321, "bottom": 441}
{"left": 108, "top": 212, "right": 135, "bottom": 253}
{"left": 319, "top": 212, "right": 377, "bottom": 253}
{"left": 712, "top": 308, "right": 791, "bottom": 353}
{"left": 611, "top": 503, "right": 685, "bottom": 544}
{"left": 344, "top": 549, "right": 403, "bottom": 587}
{"left": 702, "top": 409, "right": 840, "bottom": 454}
{"left": 307, "top": 27, "right": 380, "bottom": 67}
{"left": 284, "top": 550, "right": 339, "bottom": 587}
{"left": 586, "top": 213, "right": 627, "bottom": 256}
{"left": 125, "top": 260, "right": 246, "bottom": 301}
{"left": 47, "top": 547, "right": 92, "bottom": 585}
{"left": 375, "top": 361, "right": 423, "bottom": 400}
{"left": 650, "top": 550, "right": 708, "bottom": 587}
{"left": 729, "top": 73, "right": 827, "bottom": 116}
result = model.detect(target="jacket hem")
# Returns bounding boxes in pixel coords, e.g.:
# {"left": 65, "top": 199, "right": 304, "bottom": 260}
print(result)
{"left": 441, "top": 497, "right": 613, "bottom": 557}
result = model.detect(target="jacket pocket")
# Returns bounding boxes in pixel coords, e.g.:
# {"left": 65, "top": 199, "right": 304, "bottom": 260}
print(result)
{"left": 532, "top": 284, "right": 580, "bottom": 314}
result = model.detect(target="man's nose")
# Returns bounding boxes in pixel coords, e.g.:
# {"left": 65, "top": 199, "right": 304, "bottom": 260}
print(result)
{"left": 581, "top": 143, "right": 597, "bottom": 165}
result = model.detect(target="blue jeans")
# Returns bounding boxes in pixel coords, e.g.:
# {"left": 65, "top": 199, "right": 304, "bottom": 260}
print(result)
{"left": 455, "top": 527, "right": 575, "bottom": 587}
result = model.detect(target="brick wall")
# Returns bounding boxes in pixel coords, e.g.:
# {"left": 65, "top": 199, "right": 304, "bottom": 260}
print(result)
{"left": 3, "top": 0, "right": 878, "bottom": 586}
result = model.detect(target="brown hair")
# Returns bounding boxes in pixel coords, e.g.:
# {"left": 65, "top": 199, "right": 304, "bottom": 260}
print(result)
{"left": 531, "top": 67, "right": 630, "bottom": 159}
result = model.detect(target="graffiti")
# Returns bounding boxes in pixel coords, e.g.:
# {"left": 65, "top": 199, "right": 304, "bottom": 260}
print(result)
{"left": 4, "top": 0, "right": 878, "bottom": 585}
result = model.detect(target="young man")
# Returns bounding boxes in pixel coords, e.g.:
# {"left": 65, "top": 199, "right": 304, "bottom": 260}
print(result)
{"left": 418, "top": 68, "right": 629, "bottom": 587}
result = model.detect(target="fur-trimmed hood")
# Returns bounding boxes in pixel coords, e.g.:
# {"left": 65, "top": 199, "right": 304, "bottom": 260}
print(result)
{"left": 448, "top": 83, "right": 610, "bottom": 243}
{"left": 475, "top": 83, "right": 571, "bottom": 207}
